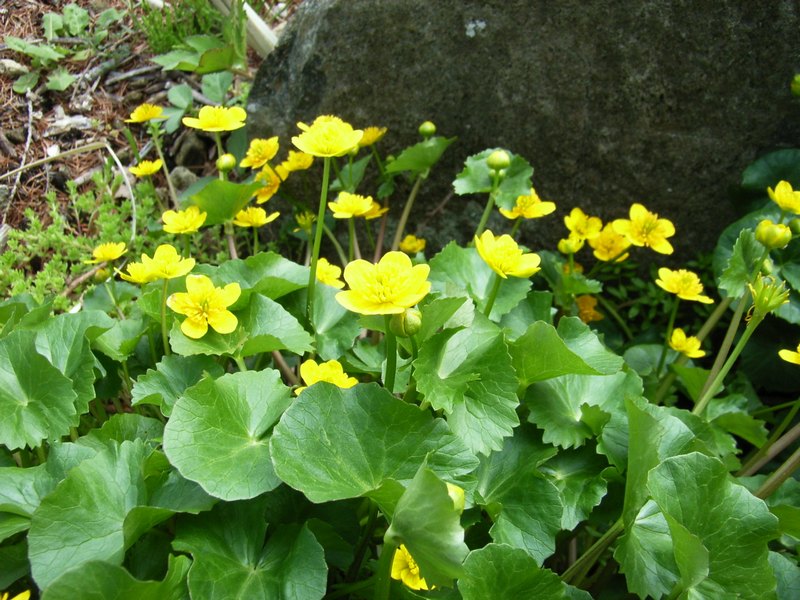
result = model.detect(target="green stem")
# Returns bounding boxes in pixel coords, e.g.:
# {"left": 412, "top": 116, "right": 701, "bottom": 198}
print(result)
{"left": 161, "top": 278, "right": 171, "bottom": 356}
{"left": 391, "top": 175, "right": 424, "bottom": 251}
{"left": 328, "top": 579, "right": 375, "bottom": 600}
{"left": 484, "top": 273, "right": 503, "bottom": 317}
{"left": 253, "top": 227, "right": 259, "bottom": 255}
{"left": 698, "top": 296, "right": 747, "bottom": 402}
{"left": 214, "top": 133, "right": 226, "bottom": 181}
{"left": 739, "top": 396, "right": 800, "bottom": 476}
{"left": 35, "top": 444, "right": 47, "bottom": 465}
{"left": 693, "top": 314, "right": 762, "bottom": 416}
{"left": 182, "top": 234, "right": 191, "bottom": 258}
{"left": 234, "top": 355, "right": 248, "bottom": 372}
{"left": 755, "top": 444, "right": 800, "bottom": 499}
{"left": 561, "top": 517, "right": 624, "bottom": 586}
{"left": 384, "top": 316, "right": 398, "bottom": 393}
{"left": 595, "top": 295, "right": 634, "bottom": 340}
{"left": 509, "top": 218, "right": 522, "bottom": 238}
{"left": 151, "top": 126, "right": 179, "bottom": 208}
{"left": 346, "top": 502, "right": 379, "bottom": 582}
{"left": 104, "top": 280, "right": 125, "bottom": 320}
{"left": 373, "top": 540, "right": 398, "bottom": 600}
{"left": 307, "top": 158, "right": 332, "bottom": 323}
{"left": 348, "top": 218, "right": 356, "bottom": 261}
{"left": 655, "top": 298, "right": 680, "bottom": 377}
{"left": 474, "top": 172, "right": 500, "bottom": 239}
{"left": 323, "top": 224, "right": 348, "bottom": 266}
{"left": 224, "top": 222, "right": 238, "bottom": 260}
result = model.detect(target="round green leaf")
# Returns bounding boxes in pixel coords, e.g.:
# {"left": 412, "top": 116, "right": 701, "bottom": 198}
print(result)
{"left": 270, "top": 383, "right": 479, "bottom": 503}
{"left": 164, "top": 370, "right": 292, "bottom": 501}
{"left": 132, "top": 354, "right": 225, "bottom": 416}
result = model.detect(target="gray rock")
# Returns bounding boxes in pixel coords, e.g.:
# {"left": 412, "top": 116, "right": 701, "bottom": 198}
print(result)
{"left": 248, "top": 0, "right": 800, "bottom": 259}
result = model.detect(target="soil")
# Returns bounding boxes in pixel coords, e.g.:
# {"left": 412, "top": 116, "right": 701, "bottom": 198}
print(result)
{"left": 0, "top": 0, "right": 301, "bottom": 231}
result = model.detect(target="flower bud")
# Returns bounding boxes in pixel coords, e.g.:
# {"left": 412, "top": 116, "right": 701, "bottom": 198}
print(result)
{"left": 418, "top": 121, "right": 436, "bottom": 138}
{"left": 792, "top": 74, "right": 800, "bottom": 97}
{"left": 748, "top": 275, "right": 790, "bottom": 319}
{"left": 789, "top": 218, "right": 800, "bottom": 236}
{"left": 755, "top": 219, "right": 792, "bottom": 250}
{"left": 94, "top": 268, "right": 110, "bottom": 282}
{"left": 389, "top": 308, "right": 422, "bottom": 338}
{"left": 216, "top": 153, "right": 237, "bottom": 173}
{"left": 446, "top": 482, "right": 465, "bottom": 514}
{"left": 486, "top": 149, "right": 510, "bottom": 171}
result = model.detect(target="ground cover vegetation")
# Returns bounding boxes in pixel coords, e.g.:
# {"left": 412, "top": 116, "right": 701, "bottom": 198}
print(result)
{"left": 1, "top": 2, "right": 800, "bottom": 599}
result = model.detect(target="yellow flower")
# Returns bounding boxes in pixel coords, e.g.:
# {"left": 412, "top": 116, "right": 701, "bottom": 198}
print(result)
{"left": 233, "top": 207, "right": 279, "bottom": 228}
{"left": 162, "top": 205, "right": 207, "bottom": 234}
{"left": 125, "top": 103, "right": 163, "bottom": 123}
{"left": 588, "top": 223, "right": 631, "bottom": 262}
{"left": 655, "top": 267, "right": 713, "bottom": 304}
{"left": 576, "top": 295, "right": 603, "bottom": 323}
{"left": 358, "top": 126, "right": 388, "bottom": 147}
{"left": 364, "top": 201, "right": 389, "bottom": 220}
{"left": 336, "top": 251, "right": 431, "bottom": 315}
{"left": 399, "top": 234, "right": 426, "bottom": 254}
{"left": 119, "top": 261, "right": 156, "bottom": 284}
{"left": 779, "top": 342, "right": 800, "bottom": 365}
{"left": 292, "top": 115, "right": 363, "bottom": 157}
{"left": 141, "top": 244, "right": 196, "bottom": 280}
{"left": 254, "top": 165, "right": 282, "bottom": 204}
{"left": 558, "top": 234, "right": 585, "bottom": 255}
{"left": 294, "top": 358, "right": 357, "bottom": 395}
{"left": 129, "top": 159, "right": 163, "bottom": 177}
{"left": 275, "top": 150, "right": 314, "bottom": 179}
{"left": 500, "top": 188, "right": 556, "bottom": 220}
{"left": 328, "top": 192, "right": 375, "bottom": 218}
{"left": 391, "top": 544, "right": 430, "bottom": 591}
{"left": 167, "top": 274, "right": 241, "bottom": 339}
{"left": 767, "top": 180, "right": 800, "bottom": 214}
{"left": 669, "top": 328, "right": 706, "bottom": 358}
{"left": 316, "top": 257, "right": 344, "bottom": 288}
{"left": 240, "top": 137, "right": 280, "bottom": 169}
{"left": 564, "top": 207, "right": 602, "bottom": 241}
{"left": 182, "top": 105, "right": 247, "bottom": 132}
{"left": 475, "top": 230, "right": 541, "bottom": 279}
{"left": 0, "top": 592, "right": 31, "bottom": 600}
{"left": 613, "top": 203, "right": 676, "bottom": 255}
{"left": 85, "top": 241, "right": 127, "bottom": 264}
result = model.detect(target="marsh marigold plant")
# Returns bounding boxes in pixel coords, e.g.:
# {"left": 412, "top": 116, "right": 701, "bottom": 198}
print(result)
{"left": 167, "top": 274, "right": 241, "bottom": 339}
{"left": 292, "top": 115, "right": 363, "bottom": 157}
{"left": 294, "top": 359, "right": 358, "bottom": 395}
{"left": 613, "top": 203, "right": 676, "bottom": 255}
{"left": 656, "top": 267, "right": 714, "bottom": 304}
{"left": 475, "top": 230, "right": 541, "bottom": 278}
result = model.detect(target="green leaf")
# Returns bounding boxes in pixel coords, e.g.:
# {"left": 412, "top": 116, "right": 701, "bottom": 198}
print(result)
{"left": 414, "top": 313, "right": 519, "bottom": 455}
{"left": 62, "top": 3, "right": 89, "bottom": 36}
{"left": 385, "top": 136, "right": 456, "bottom": 176}
{"left": 330, "top": 155, "right": 372, "bottom": 192}
{"left": 29, "top": 440, "right": 153, "bottom": 588}
{"left": 12, "top": 71, "right": 39, "bottom": 94}
{"left": 718, "top": 228, "right": 765, "bottom": 298}
{"left": 201, "top": 71, "right": 233, "bottom": 105}
{"left": 0, "top": 542, "right": 28, "bottom": 588}
{"left": 183, "top": 34, "right": 225, "bottom": 54}
{"left": 475, "top": 425, "right": 562, "bottom": 562}
{"left": 92, "top": 317, "right": 149, "bottom": 362}
{"left": 769, "top": 551, "right": 800, "bottom": 600}
{"left": 4, "top": 35, "right": 64, "bottom": 64}
{"left": 190, "top": 179, "right": 262, "bottom": 225}
{"left": 429, "top": 241, "right": 531, "bottom": 319}
{"left": 163, "top": 370, "right": 292, "bottom": 501}
{"left": 42, "top": 555, "right": 190, "bottom": 600}
{"left": 45, "top": 66, "right": 76, "bottom": 91}
{"left": 648, "top": 452, "right": 779, "bottom": 599}
{"left": 499, "top": 290, "right": 554, "bottom": 340}
{"left": 741, "top": 149, "right": 800, "bottom": 192}
{"left": 539, "top": 446, "right": 609, "bottom": 530}
{"left": 170, "top": 293, "right": 313, "bottom": 358}
{"left": 452, "top": 148, "right": 534, "bottom": 209}
{"left": 0, "top": 330, "right": 77, "bottom": 450}
{"left": 385, "top": 464, "right": 468, "bottom": 587}
{"left": 0, "top": 513, "right": 30, "bottom": 543}
{"left": 173, "top": 498, "right": 327, "bottom": 600}
{"left": 42, "top": 13, "right": 63, "bottom": 40}
{"left": 311, "top": 283, "right": 359, "bottom": 360}
{"left": 706, "top": 394, "right": 768, "bottom": 447}
{"left": 0, "top": 464, "right": 57, "bottom": 517}
{"left": 615, "top": 500, "right": 680, "bottom": 599}
{"left": 132, "top": 354, "right": 225, "bottom": 416}
{"left": 96, "top": 8, "right": 125, "bottom": 30}
{"left": 509, "top": 317, "right": 622, "bottom": 388}
{"left": 167, "top": 83, "right": 194, "bottom": 109}
{"left": 78, "top": 414, "right": 164, "bottom": 452}
{"left": 195, "top": 251, "right": 308, "bottom": 303}
{"left": 460, "top": 544, "right": 569, "bottom": 599}
{"left": 524, "top": 371, "right": 631, "bottom": 450}
{"left": 270, "top": 383, "right": 479, "bottom": 504}
{"left": 196, "top": 46, "right": 237, "bottom": 74}
{"left": 416, "top": 295, "right": 469, "bottom": 342}
{"left": 152, "top": 49, "right": 200, "bottom": 71}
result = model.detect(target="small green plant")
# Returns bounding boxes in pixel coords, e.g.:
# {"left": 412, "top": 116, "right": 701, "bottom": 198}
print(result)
{"left": 137, "top": 0, "right": 223, "bottom": 54}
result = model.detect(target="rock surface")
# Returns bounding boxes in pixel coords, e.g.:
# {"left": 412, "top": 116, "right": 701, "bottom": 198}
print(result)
{"left": 248, "top": 0, "right": 800, "bottom": 258}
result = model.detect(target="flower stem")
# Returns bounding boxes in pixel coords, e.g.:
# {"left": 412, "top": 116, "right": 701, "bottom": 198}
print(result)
{"left": 307, "top": 157, "right": 332, "bottom": 323}
{"left": 323, "top": 224, "right": 348, "bottom": 266}
{"left": 595, "top": 295, "right": 634, "bottom": 341}
{"left": 150, "top": 123, "right": 179, "bottom": 209}
{"left": 224, "top": 222, "right": 239, "bottom": 260}
{"left": 234, "top": 355, "right": 248, "bottom": 372}
{"left": 484, "top": 272, "right": 503, "bottom": 317}
{"left": 655, "top": 298, "right": 680, "bottom": 377}
{"left": 474, "top": 171, "right": 500, "bottom": 239}
{"left": 348, "top": 218, "right": 357, "bottom": 261}
{"left": 384, "top": 316, "right": 398, "bottom": 393}
{"left": 347, "top": 501, "right": 379, "bottom": 582}
{"left": 253, "top": 227, "right": 259, "bottom": 255}
{"left": 509, "top": 218, "right": 522, "bottom": 238}
{"left": 391, "top": 175, "right": 424, "bottom": 251}
{"left": 373, "top": 540, "right": 398, "bottom": 600}
{"left": 739, "top": 396, "right": 800, "bottom": 476}
{"left": 697, "top": 295, "right": 747, "bottom": 403}
{"left": 161, "top": 278, "right": 171, "bottom": 356}
{"left": 561, "top": 517, "right": 624, "bottom": 586}
{"left": 755, "top": 444, "right": 800, "bottom": 499}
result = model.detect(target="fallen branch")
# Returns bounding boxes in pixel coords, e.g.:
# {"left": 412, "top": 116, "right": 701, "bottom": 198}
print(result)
{"left": 2, "top": 97, "right": 34, "bottom": 227}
